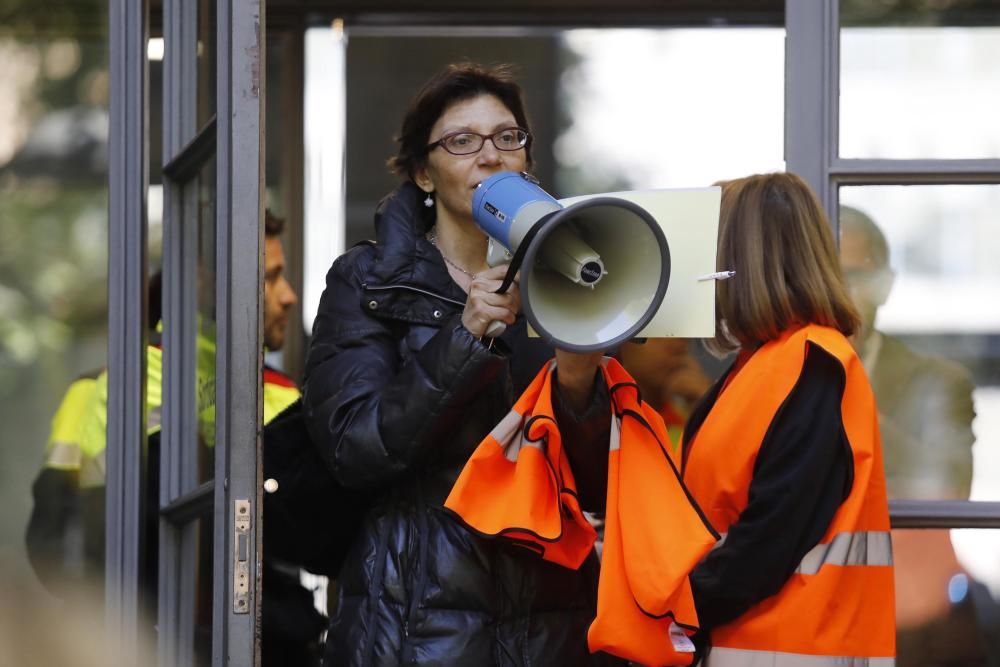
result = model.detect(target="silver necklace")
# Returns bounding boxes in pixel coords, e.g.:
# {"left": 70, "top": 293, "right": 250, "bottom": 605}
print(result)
{"left": 426, "top": 228, "right": 478, "bottom": 279}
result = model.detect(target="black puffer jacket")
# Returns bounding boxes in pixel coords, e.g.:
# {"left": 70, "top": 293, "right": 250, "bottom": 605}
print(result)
{"left": 303, "top": 183, "right": 623, "bottom": 667}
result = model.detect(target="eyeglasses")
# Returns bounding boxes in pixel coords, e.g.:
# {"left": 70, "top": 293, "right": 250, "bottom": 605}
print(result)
{"left": 426, "top": 127, "right": 530, "bottom": 156}
{"left": 842, "top": 267, "right": 891, "bottom": 287}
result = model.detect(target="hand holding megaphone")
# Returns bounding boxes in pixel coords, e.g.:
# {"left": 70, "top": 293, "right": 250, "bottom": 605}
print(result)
{"left": 461, "top": 264, "right": 521, "bottom": 338}
{"left": 471, "top": 172, "right": 671, "bottom": 351}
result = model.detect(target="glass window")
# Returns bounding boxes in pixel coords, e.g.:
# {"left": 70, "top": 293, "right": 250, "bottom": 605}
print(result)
{"left": 838, "top": 187, "right": 1000, "bottom": 662}
{"left": 557, "top": 29, "right": 785, "bottom": 194}
{"left": 193, "top": 517, "right": 215, "bottom": 666}
{"left": 195, "top": 154, "right": 216, "bottom": 483}
{"left": 197, "top": 0, "right": 217, "bottom": 129}
{"left": 0, "top": 9, "right": 117, "bottom": 661}
{"left": 840, "top": 2, "right": 1000, "bottom": 159}
{"left": 839, "top": 185, "right": 1000, "bottom": 502}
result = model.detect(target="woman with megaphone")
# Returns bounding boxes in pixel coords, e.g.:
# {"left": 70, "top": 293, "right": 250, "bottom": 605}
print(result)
{"left": 302, "top": 63, "right": 638, "bottom": 666}
{"left": 679, "top": 172, "right": 895, "bottom": 665}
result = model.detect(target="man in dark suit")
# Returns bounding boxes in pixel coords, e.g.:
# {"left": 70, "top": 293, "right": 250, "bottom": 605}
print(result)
{"left": 839, "top": 206, "right": 975, "bottom": 501}
{"left": 840, "top": 205, "right": 987, "bottom": 667}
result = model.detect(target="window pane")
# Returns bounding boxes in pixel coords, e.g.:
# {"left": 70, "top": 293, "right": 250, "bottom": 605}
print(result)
{"left": 195, "top": 155, "right": 216, "bottom": 484}
{"left": 263, "top": 31, "right": 302, "bottom": 375}
{"left": 838, "top": 186, "right": 1000, "bottom": 504}
{"left": 0, "top": 2, "right": 111, "bottom": 647}
{"left": 840, "top": 3, "right": 1000, "bottom": 159}
{"left": 197, "top": 0, "right": 217, "bottom": 129}
{"left": 193, "top": 516, "right": 215, "bottom": 666}
{"left": 894, "top": 528, "right": 1000, "bottom": 666}
{"left": 557, "top": 29, "right": 785, "bottom": 194}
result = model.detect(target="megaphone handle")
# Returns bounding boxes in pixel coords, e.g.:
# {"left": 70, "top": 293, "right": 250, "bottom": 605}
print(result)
{"left": 482, "top": 215, "right": 553, "bottom": 339}
{"left": 483, "top": 244, "right": 526, "bottom": 338}
{"left": 495, "top": 207, "right": 559, "bottom": 293}
{"left": 484, "top": 320, "right": 507, "bottom": 338}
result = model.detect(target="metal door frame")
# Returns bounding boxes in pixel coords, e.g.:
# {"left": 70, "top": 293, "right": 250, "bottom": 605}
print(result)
{"left": 212, "top": 0, "right": 266, "bottom": 664}
{"left": 108, "top": 0, "right": 266, "bottom": 665}
{"left": 106, "top": 1, "right": 149, "bottom": 664}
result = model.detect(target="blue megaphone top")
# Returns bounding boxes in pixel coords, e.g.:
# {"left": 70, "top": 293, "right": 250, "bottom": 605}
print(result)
{"left": 472, "top": 172, "right": 561, "bottom": 251}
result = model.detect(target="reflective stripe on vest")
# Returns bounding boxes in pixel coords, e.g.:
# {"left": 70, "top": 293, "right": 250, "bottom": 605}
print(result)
{"left": 714, "top": 529, "right": 893, "bottom": 575}
{"left": 45, "top": 441, "right": 82, "bottom": 470}
{"left": 44, "top": 376, "right": 99, "bottom": 471}
{"left": 80, "top": 449, "right": 106, "bottom": 489}
{"left": 683, "top": 325, "right": 895, "bottom": 660}
{"left": 148, "top": 405, "right": 162, "bottom": 432}
{"left": 706, "top": 647, "right": 895, "bottom": 667}
{"left": 797, "top": 530, "right": 893, "bottom": 575}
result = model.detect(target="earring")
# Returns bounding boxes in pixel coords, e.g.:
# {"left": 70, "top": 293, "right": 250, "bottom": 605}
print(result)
{"left": 424, "top": 192, "right": 434, "bottom": 208}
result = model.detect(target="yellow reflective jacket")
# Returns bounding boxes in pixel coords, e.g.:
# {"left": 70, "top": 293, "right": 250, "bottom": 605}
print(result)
{"left": 77, "top": 332, "right": 299, "bottom": 488}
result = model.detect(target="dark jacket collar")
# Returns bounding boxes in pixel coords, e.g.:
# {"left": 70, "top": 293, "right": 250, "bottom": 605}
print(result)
{"left": 366, "top": 182, "right": 467, "bottom": 305}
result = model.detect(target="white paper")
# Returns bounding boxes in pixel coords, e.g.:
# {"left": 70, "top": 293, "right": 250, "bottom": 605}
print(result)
{"left": 558, "top": 187, "right": 721, "bottom": 338}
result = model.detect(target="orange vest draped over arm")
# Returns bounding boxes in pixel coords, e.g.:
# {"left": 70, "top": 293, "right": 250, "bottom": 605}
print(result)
{"left": 446, "top": 357, "right": 719, "bottom": 666}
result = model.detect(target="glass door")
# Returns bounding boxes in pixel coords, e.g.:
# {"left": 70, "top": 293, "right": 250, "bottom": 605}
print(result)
{"left": 159, "top": 0, "right": 266, "bottom": 665}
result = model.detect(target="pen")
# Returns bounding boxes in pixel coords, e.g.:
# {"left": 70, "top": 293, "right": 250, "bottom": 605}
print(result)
{"left": 697, "top": 270, "right": 736, "bottom": 282}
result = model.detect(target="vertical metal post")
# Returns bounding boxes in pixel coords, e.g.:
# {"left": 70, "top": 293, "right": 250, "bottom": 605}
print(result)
{"left": 279, "top": 28, "right": 307, "bottom": 382}
{"left": 159, "top": 2, "right": 200, "bottom": 665}
{"left": 214, "top": 0, "right": 265, "bottom": 664}
{"left": 106, "top": 0, "right": 149, "bottom": 662}
{"left": 785, "top": 0, "right": 840, "bottom": 229}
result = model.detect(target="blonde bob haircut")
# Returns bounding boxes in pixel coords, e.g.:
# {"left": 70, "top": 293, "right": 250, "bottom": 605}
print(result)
{"left": 711, "top": 172, "right": 860, "bottom": 354}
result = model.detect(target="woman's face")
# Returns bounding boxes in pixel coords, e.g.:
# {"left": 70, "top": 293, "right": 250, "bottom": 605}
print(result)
{"left": 416, "top": 94, "right": 528, "bottom": 226}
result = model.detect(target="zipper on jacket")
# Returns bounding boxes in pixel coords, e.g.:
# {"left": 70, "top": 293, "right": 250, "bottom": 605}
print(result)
{"left": 365, "top": 282, "right": 467, "bottom": 308}
{"left": 400, "top": 480, "right": 431, "bottom": 664}
{"left": 361, "top": 511, "right": 393, "bottom": 667}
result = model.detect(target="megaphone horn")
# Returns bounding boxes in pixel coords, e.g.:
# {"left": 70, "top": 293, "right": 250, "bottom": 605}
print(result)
{"left": 472, "top": 171, "right": 671, "bottom": 352}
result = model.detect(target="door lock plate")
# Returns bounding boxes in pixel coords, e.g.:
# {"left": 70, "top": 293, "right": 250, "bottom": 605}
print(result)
{"left": 233, "top": 499, "right": 251, "bottom": 614}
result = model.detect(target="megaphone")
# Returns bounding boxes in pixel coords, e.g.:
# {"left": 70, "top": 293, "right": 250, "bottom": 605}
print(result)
{"left": 472, "top": 171, "right": 670, "bottom": 352}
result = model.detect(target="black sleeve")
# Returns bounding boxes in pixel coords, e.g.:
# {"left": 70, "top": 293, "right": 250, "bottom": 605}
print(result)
{"left": 25, "top": 469, "right": 86, "bottom": 595}
{"left": 262, "top": 400, "right": 371, "bottom": 576}
{"left": 690, "top": 345, "right": 854, "bottom": 631}
{"left": 552, "top": 370, "right": 612, "bottom": 514}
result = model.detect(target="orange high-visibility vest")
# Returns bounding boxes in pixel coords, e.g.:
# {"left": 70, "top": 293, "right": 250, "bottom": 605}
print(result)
{"left": 683, "top": 325, "right": 895, "bottom": 667}
{"left": 446, "top": 357, "right": 718, "bottom": 667}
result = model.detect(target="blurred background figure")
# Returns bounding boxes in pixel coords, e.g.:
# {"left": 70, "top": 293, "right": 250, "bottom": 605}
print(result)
{"left": 23, "top": 209, "right": 321, "bottom": 667}
{"left": 258, "top": 210, "right": 327, "bottom": 667}
{"left": 617, "top": 338, "right": 711, "bottom": 448}
{"left": 840, "top": 205, "right": 991, "bottom": 667}
{"left": 24, "top": 270, "right": 163, "bottom": 601}
{"left": 840, "top": 205, "right": 975, "bottom": 501}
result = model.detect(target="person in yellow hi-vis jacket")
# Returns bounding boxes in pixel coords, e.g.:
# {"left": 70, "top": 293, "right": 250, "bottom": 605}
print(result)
{"left": 25, "top": 268, "right": 165, "bottom": 594}
{"left": 24, "top": 211, "right": 313, "bottom": 664}
{"left": 24, "top": 368, "right": 102, "bottom": 593}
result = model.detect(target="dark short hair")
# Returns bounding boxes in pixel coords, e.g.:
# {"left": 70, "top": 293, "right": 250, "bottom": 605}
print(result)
{"left": 387, "top": 62, "right": 534, "bottom": 181}
{"left": 711, "top": 172, "right": 860, "bottom": 354}
{"left": 264, "top": 209, "right": 285, "bottom": 238}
